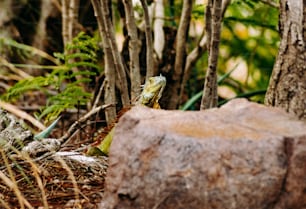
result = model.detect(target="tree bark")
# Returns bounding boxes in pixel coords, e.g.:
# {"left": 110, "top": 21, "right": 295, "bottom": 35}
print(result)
{"left": 31, "top": 1, "right": 52, "bottom": 51}
{"left": 167, "top": 0, "right": 193, "bottom": 109}
{"left": 180, "top": 0, "right": 231, "bottom": 103}
{"left": 123, "top": 0, "right": 141, "bottom": 103}
{"left": 140, "top": 0, "right": 155, "bottom": 80}
{"left": 265, "top": 0, "right": 306, "bottom": 121}
{"left": 200, "top": 0, "right": 223, "bottom": 110}
{"left": 62, "top": 0, "right": 69, "bottom": 49}
{"left": 152, "top": 0, "right": 165, "bottom": 63}
{"left": 99, "top": 0, "right": 130, "bottom": 108}
{"left": 91, "top": 0, "right": 117, "bottom": 124}
{"left": 68, "top": 0, "right": 80, "bottom": 41}
{"left": 0, "top": 0, "right": 17, "bottom": 58}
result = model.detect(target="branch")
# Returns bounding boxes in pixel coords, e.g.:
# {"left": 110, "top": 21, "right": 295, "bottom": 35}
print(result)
{"left": 92, "top": 79, "right": 105, "bottom": 110}
{"left": 0, "top": 56, "right": 32, "bottom": 79}
{"left": 59, "top": 104, "right": 113, "bottom": 144}
{"left": 0, "top": 100, "right": 46, "bottom": 130}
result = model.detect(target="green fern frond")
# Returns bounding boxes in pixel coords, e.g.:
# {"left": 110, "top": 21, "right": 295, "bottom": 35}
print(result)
{"left": 65, "top": 52, "right": 97, "bottom": 62}
{"left": 40, "top": 85, "right": 92, "bottom": 120}
{"left": 53, "top": 52, "right": 66, "bottom": 61}
{"left": 4, "top": 76, "right": 52, "bottom": 101}
{"left": 3, "top": 31, "right": 102, "bottom": 121}
{"left": 66, "top": 32, "right": 99, "bottom": 55}
{"left": 39, "top": 104, "right": 68, "bottom": 121}
{"left": 67, "top": 62, "right": 101, "bottom": 70}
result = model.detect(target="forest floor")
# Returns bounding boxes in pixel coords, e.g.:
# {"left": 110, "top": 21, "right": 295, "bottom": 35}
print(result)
{"left": 0, "top": 139, "right": 108, "bottom": 209}
{"left": 0, "top": 98, "right": 109, "bottom": 209}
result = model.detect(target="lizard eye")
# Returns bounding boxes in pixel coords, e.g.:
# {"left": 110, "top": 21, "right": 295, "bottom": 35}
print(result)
{"left": 148, "top": 78, "right": 153, "bottom": 84}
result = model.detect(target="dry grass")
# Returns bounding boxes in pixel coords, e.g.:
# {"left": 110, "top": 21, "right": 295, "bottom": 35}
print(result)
{"left": 0, "top": 147, "right": 108, "bottom": 209}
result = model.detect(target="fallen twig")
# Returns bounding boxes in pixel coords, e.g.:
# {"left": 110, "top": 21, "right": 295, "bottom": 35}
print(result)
{"left": 59, "top": 103, "right": 114, "bottom": 145}
{"left": 0, "top": 100, "right": 46, "bottom": 130}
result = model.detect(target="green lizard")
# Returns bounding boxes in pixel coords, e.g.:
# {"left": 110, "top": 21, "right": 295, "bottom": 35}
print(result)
{"left": 86, "top": 75, "right": 166, "bottom": 156}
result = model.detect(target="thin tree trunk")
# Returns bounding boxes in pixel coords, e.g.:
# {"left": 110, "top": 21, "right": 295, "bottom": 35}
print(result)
{"left": 63, "top": 0, "right": 85, "bottom": 94}
{"left": 99, "top": 0, "right": 130, "bottom": 108}
{"left": 62, "top": 0, "right": 80, "bottom": 47}
{"left": 180, "top": 0, "right": 231, "bottom": 103}
{"left": 265, "top": 0, "right": 306, "bottom": 121}
{"left": 31, "top": 1, "right": 52, "bottom": 56}
{"left": 122, "top": 0, "right": 141, "bottom": 103}
{"left": 200, "top": 0, "right": 223, "bottom": 110}
{"left": 140, "top": 0, "right": 155, "bottom": 80}
{"left": 62, "top": 0, "right": 69, "bottom": 49}
{"left": 152, "top": 0, "right": 165, "bottom": 63}
{"left": 91, "top": 0, "right": 116, "bottom": 124}
{"left": 68, "top": 0, "right": 80, "bottom": 41}
{"left": 167, "top": 0, "right": 194, "bottom": 109}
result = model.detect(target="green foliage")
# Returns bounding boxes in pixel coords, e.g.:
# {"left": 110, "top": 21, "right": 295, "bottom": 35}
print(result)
{"left": 192, "top": 4, "right": 205, "bottom": 20}
{"left": 3, "top": 32, "right": 102, "bottom": 122}
{"left": 221, "top": 0, "right": 279, "bottom": 90}
{"left": 182, "top": 0, "right": 279, "bottom": 110}
{"left": 4, "top": 76, "right": 52, "bottom": 98}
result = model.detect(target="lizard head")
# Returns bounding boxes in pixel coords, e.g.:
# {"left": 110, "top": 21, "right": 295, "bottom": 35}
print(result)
{"left": 138, "top": 75, "right": 166, "bottom": 108}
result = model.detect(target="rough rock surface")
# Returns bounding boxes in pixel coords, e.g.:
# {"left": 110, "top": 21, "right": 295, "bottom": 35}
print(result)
{"left": 100, "top": 99, "right": 306, "bottom": 209}
{"left": 0, "top": 109, "right": 33, "bottom": 152}
{"left": 0, "top": 109, "right": 61, "bottom": 157}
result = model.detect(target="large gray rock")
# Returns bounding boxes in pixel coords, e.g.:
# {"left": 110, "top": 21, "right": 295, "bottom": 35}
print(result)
{"left": 100, "top": 99, "right": 306, "bottom": 209}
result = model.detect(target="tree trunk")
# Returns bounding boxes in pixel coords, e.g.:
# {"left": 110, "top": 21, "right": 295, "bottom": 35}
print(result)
{"left": 200, "top": 0, "right": 222, "bottom": 110}
{"left": 122, "top": 0, "right": 141, "bottom": 103}
{"left": 265, "top": 0, "right": 306, "bottom": 121}
{"left": 91, "top": 0, "right": 117, "bottom": 124}
{"left": 167, "top": 0, "right": 193, "bottom": 109}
